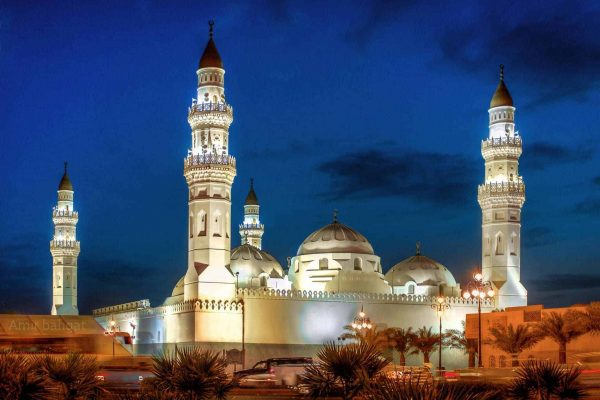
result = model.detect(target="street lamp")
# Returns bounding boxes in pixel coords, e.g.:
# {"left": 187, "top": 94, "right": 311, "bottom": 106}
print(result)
{"left": 431, "top": 296, "right": 450, "bottom": 373}
{"left": 351, "top": 305, "right": 372, "bottom": 331}
{"left": 462, "top": 271, "right": 494, "bottom": 368}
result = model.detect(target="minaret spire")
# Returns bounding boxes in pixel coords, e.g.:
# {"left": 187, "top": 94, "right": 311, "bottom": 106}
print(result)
{"left": 208, "top": 20, "right": 214, "bottom": 38}
{"left": 499, "top": 64, "right": 504, "bottom": 81}
{"left": 51, "top": 164, "right": 80, "bottom": 315}
{"left": 240, "top": 179, "right": 264, "bottom": 249}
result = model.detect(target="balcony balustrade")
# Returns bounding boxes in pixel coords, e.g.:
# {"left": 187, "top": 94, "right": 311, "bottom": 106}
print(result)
{"left": 188, "top": 102, "right": 233, "bottom": 117}
{"left": 184, "top": 153, "right": 236, "bottom": 168}
{"left": 50, "top": 240, "right": 80, "bottom": 249}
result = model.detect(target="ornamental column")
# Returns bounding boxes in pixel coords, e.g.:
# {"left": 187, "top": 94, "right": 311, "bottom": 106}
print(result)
{"left": 184, "top": 22, "right": 236, "bottom": 300}
{"left": 51, "top": 162, "right": 80, "bottom": 315}
{"left": 478, "top": 65, "right": 527, "bottom": 309}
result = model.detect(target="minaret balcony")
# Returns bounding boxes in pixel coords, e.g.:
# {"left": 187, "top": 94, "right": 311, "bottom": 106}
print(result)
{"left": 481, "top": 136, "right": 522, "bottom": 160}
{"left": 188, "top": 102, "right": 233, "bottom": 129}
{"left": 478, "top": 181, "right": 525, "bottom": 206}
{"left": 53, "top": 209, "right": 78, "bottom": 218}
{"left": 184, "top": 153, "right": 236, "bottom": 168}
{"left": 50, "top": 240, "right": 80, "bottom": 250}
{"left": 239, "top": 223, "right": 264, "bottom": 231}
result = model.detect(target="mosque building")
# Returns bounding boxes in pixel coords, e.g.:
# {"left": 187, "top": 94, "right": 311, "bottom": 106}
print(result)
{"left": 55, "top": 23, "right": 528, "bottom": 367}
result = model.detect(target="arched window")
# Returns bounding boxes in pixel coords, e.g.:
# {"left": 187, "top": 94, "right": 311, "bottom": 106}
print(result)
{"left": 197, "top": 210, "right": 206, "bottom": 236}
{"left": 408, "top": 284, "right": 415, "bottom": 295}
{"left": 212, "top": 211, "right": 222, "bottom": 237}
{"left": 510, "top": 232, "right": 518, "bottom": 255}
{"left": 213, "top": 95, "right": 218, "bottom": 103}
{"left": 489, "top": 355, "right": 496, "bottom": 368}
{"left": 495, "top": 232, "right": 504, "bottom": 255}
{"left": 319, "top": 258, "right": 328, "bottom": 270}
{"left": 354, "top": 258, "right": 362, "bottom": 271}
{"left": 484, "top": 235, "right": 491, "bottom": 256}
{"left": 189, "top": 214, "right": 194, "bottom": 238}
{"left": 260, "top": 275, "right": 268, "bottom": 287}
{"left": 499, "top": 355, "right": 507, "bottom": 367}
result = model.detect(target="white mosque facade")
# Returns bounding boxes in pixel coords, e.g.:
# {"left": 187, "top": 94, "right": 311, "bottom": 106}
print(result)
{"left": 54, "top": 25, "right": 529, "bottom": 367}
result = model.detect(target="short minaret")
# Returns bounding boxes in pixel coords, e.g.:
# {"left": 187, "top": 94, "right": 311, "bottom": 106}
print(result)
{"left": 184, "top": 21, "right": 237, "bottom": 300}
{"left": 50, "top": 162, "right": 80, "bottom": 315}
{"left": 478, "top": 65, "right": 527, "bottom": 309}
{"left": 239, "top": 179, "right": 264, "bottom": 249}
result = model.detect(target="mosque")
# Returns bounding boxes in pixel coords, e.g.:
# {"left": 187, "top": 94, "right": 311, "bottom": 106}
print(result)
{"left": 49, "top": 23, "right": 528, "bottom": 367}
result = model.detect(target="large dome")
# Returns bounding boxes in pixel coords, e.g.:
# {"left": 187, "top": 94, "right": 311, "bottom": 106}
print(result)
{"left": 230, "top": 244, "right": 283, "bottom": 279}
{"left": 297, "top": 221, "right": 374, "bottom": 256}
{"left": 386, "top": 250, "right": 457, "bottom": 287}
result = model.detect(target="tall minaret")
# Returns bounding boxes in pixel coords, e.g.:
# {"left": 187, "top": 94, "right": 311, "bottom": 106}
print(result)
{"left": 239, "top": 179, "right": 264, "bottom": 249}
{"left": 184, "top": 21, "right": 237, "bottom": 300}
{"left": 50, "top": 162, "right": 80, "bottom": 315}
{"left": 478, "top": 65, "right": 527, "bottom": 309}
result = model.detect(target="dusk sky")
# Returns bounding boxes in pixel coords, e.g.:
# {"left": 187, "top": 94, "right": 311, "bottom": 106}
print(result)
{"left": 1, "top": 0, "right": 598, "bottom": 314}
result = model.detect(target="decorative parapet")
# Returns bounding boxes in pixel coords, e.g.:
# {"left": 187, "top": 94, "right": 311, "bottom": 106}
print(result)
{"left": 50, "top": 240, "right": 80, "bottom": 250}
{"left": 184, "top": 153, "right": 236, "bottom": 168}
{"left": 92, "top": 299, "right": 151, "bottom": 316}
{"left": 187, "top": 102, "right": 233, "bottom": 129}
{"left": 237, "top": 288, "right": 493, "bottom": 307}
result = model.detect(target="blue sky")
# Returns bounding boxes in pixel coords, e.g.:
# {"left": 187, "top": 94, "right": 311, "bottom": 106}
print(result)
{"left": 0, "top": 0, "right": 598, "bottom": 313}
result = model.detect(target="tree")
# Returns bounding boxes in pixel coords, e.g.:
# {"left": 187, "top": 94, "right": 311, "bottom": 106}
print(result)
{"left": 150, "top": 347, "right": 234, "bottom": 400}
{"left": 340, "top": 324, "right": 389, "bottom": 349}
{"left": 410, "top": 326, "right": 439, "bottom": 365}
{"left": 385, "top": 327, "right": 415, "bottom": 366}
{"left": 534, "top": 312, "right": 586, "bottom": 364}
{"left": 445, "top": 321, "right": 478, "bottom": 368}
{"left": 0, "top": 353, "right": 46, "bottom": 400}
{"left": 508, "top": 360, "right": 586, "bottom": 400}
{"left": 301, "top": 341, "right": 389, "bottom": 400}
{"left": 488, "top": 323, "right": 541, "bottom": 367}
{"left": 33, "top": 353, "right": 104, "bottom": 400}
{"left": 571, "top": 302, "right": 600, "bottom": 334}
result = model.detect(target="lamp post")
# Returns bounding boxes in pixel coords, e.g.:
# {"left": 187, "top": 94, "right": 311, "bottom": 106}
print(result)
{"left": 351, "top": 305, "right": 372, "bottom": 333}
{"left": 431, "top": 296, "right": 450, "bottom": 374}
{"left": 462, "top": 272, "right": 494, "bottom": 368}
{"left": 108, "top": 319, "right": 116, "bottom": 359}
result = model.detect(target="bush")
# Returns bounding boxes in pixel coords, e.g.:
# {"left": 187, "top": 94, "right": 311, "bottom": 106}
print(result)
{"left": 0, "top": 352, "right": 47, "bottom": 400}
{"left": 508, "top": 360, "right": 586, "bottom": 399}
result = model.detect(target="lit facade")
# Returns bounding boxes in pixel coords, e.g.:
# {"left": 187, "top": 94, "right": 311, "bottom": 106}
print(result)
{"left": 88, "top": 25, "right": 529, "bottom": 368}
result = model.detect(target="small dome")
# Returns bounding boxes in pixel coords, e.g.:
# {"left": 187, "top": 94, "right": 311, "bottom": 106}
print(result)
{"left": 490, "top": 65, "right": 513, "bottom": 108}
{"left": 199, "top": 22, "right": 223, "bottom": 69}
{"left": 245, "top": 179, "right": 258, "bottom": 206}
{"left": 171, "top": 275, "right": 184, "bottom": 297}
{"left": 297, "top": 221, "right": 374, "bottom": 256}
{"left": 386, "top": 248, "right": 457, "bottom": 288}
{"left": 58, "top": 163, "right": 73, "bottom": 191}
{"left": 230, "top": 244, "right": 283, "bottom": 279}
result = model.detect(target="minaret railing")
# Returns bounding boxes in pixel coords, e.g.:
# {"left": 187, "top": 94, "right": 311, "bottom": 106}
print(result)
{"left": 184, "top": 153, "right": 236, "bottom": 168}
{"left": 188, "top": 102, "right": 233, "bottom": 117}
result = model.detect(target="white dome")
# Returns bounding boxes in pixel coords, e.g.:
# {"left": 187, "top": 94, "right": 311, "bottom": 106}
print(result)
{"left": 297, "top": 221, "right": 374, "bottom": 256}
{"left": 171, "top": 275, "right": 185, "bottom": 297}
{"left": 230, "top": 244, "right": 283, "bottom": 278}
{"left": 386, "top": 252, "right": 457, "bottom": 287}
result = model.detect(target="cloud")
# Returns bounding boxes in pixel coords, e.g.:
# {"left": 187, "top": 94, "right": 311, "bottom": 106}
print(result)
{"left": 438, "top": 2, "right": 600, "bottom": 105}
{"left": 522, "top": 226, "right": 555, "bottom": 248}
{"left": 573, "top": 198, "right": 600, "bottom": 215}
{"left": 529, "top": 273, "right": 600, "bottom": 292}
{"left": 521, "top": 142, "right": 594, "bottom": 170}
{"left": 316, "top": 147, "right": 477, "bottom": 205}
{"left": 344, "top": 0, "right": 418, "bottom": 47}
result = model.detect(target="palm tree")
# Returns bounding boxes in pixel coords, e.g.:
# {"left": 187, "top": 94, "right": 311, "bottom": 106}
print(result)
{"left": 385, "top": 327, "right": 415, "bottom": 366}
{"left": 410, "top": 326, "right": 439, "bottom": 365}
{"left": 150, "top": 347, "right": 234, "bottom": 400}
{"left": 488, "top": 323, "right": 541, "bottom": 367}
{"left": 534, "top": 311, "right": 587, "bottom": 364}
{"left": 340, "top": 324, "right": 389, "bottom": 349}
{"left": 301, "top": 341, "right": 389, "bottom": 400}
{"left": 571, "top": 302, "right": 600, "bottom": 334}
{"left": 34, "top": 353, "right": 104, "bottom": 400}
{"left": 445, "top": 321, "right": 478, "bottom": 368}
{"left": 0, "top": 353, "right": 47, "bottom": 400}
{"left": 508, "top": 360, "right": 586, "bottom": 400}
